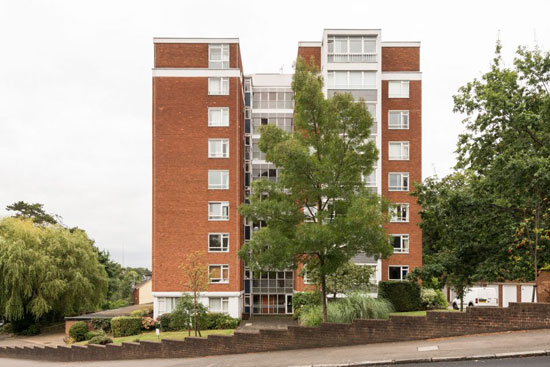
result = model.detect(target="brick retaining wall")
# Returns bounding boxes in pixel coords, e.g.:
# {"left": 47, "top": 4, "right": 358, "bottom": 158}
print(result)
{"left": 2, "top": 303, "right": 550, "bottom": 361}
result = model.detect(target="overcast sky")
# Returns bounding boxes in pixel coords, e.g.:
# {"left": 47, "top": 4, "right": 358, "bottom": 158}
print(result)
{"left": 0, "top": 0, "right": 548, "bottom": 268}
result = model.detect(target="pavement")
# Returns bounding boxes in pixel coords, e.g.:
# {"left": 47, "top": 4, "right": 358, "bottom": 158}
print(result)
{"left": 0, "top": 331, "right": 65, "bottom": 347}
{"left": 237, "top": 315, "right": 298, "bottom": 333}
{"left": 1, "top": 328, "right": 550, "bottom": 366}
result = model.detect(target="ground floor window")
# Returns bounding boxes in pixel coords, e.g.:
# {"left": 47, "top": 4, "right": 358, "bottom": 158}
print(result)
{"left": 209, "top": 297, "right": 229, "bottom": 313}
{"left": 157, "top": 297, "right": 178, "bottom": 316}
{"left": 388, "top": 265, "right": 409, "bottom": 280}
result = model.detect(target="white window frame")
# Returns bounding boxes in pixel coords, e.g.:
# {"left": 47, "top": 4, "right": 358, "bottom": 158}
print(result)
{"left": 244, "top": 107, "right": 251, "bottom": 119}
{"left": 208, "top": 139, "right": 229, "bottom": 158}
{"left": 391, "top": 234, "right": 409, "bottom": 254}
{"left": 208, "top": 170, "right": 229, "bottom": 190}
{"left": 388, "top": 80, "right": 410, "bottom": 98}
{"left": 208, "top": 202, "right": 229, "bottom": 221}
{"left": 391, "top": 203, "right": 410, "bottom": 223}
{"left": 389, "top": 142, "right": 410, "bottom": 160}
{"left": 244, "top": 78, "right": 251, "bottom": 93}
{"left": 208, "top": 77, "right": 229, "bottom": 95}
{"left": 208, "top": 233, "right": 229, "bottom": 253}
{"left": 209, "top": 264, "right": 229, "bottom": 284}
{"left": 388, "top": 110, "right": 409, "bottom": 129}
{"left": 327, "top": 36, "right": 377, "bottom": 62}
{"left": 362, "top": 170, "right": 377, "bottom": 187}
{"left": 388, "top": 172, "right": 409, "bottom": 191}
{"left": 208, "top": 107, "right": 229, "bottom": 127}
{"left": 208, "top": 44, "right": 229, "bottom": 69}
{"left": 388, "top": 265, "right": 409, "bottom": 280}
{"left": 209, "top": 297, "right": 229, "bottom": 313}
{"left": 327, "top": 71, "right": 376, "bottom": 89}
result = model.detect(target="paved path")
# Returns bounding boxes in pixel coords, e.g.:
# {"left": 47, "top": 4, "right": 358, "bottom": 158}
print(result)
{"left": 1, "top": 329, "right": 550, "bottom": 366}
{"left": 0, "top": 332, "right": 65, "bottom": 347}
{"left": 399, "top": 356, "right": 550, "bottom": 366}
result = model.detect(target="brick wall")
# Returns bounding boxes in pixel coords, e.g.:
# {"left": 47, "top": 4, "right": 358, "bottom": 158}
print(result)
{"left": 4, "top": 303, "right": 550, "bottom": 362}
{"left": 297, "top": 46, "right": 321, "bottom": 69}
{"left": 382, "top": 47, "right": 420, "bottom": 71}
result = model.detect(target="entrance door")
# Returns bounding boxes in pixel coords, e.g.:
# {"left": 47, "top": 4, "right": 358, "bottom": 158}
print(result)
{"left": 286, "top": 294, "right": 293, "bottom": 314}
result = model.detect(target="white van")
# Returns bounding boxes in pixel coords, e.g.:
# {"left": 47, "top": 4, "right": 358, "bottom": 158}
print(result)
{"left": 452, "top": 287, "right": 498, "bottom": 309}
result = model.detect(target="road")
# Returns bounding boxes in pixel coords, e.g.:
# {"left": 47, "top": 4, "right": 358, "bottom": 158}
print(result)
{"left": 400, "top": 356, "right": 550, "bottom": 366}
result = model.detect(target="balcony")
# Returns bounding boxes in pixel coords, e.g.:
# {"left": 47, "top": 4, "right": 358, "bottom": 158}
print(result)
{"left": 328, "top": 53, "right": 377, "bottom": 63}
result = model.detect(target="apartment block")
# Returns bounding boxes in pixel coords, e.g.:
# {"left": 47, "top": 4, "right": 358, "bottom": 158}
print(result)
{"left": 152, "top": 30, "right": 422, "bottom": 319}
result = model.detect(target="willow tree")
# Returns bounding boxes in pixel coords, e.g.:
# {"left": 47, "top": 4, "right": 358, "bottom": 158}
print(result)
{"left": 239, "top": 59, "right": 392, "bottom": 322}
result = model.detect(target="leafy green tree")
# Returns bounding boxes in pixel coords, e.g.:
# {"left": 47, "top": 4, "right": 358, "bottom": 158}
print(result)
{"left": 6, "top": 201, "right": 59, "bottom": 226}
{"left": 303, "top": 261, "right": 374, "bottom": 299}
{"left": 0, "top": 217, "right": 108, "bottom": 321}
{"left": 239, "top": 59, "right": 392, "bottom": 321}
{"left": 453, "top": 43, "right": 550, "bottom": 298}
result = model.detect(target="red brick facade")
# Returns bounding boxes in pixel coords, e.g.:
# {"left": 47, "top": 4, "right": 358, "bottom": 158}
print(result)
{"left": 297, "top": 46, "right": 321, "bottom": 69}
{"left": 382, "top": 47, "right": 420, "bottom": 71}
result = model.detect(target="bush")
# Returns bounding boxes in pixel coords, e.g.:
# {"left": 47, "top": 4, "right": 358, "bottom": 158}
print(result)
{"left": 292, "top": 291, "right": 322, "bottom": 320}
{"left": 130, "top": 309, "right": 150, "bottom": 318}
{"left": 88, "top": 336, "right": 113, "bottom": 345}
{"left": 169, "top": 295, "right": 207, "bottom": 331}
{"left": 141, "top": 316, "right": 156, "bottom": 330}
{"left": 159, "top": 313, "right": 173, "bottom": 332}
{"left": 110, "top": 317, "right": 142, "bottom": 337}
{"left": 84, "top": 330, "right": 104, "bottom": 341}
{"left": 299, "top": 293, "right": 393, "bottom": 326}
{"left": 378, "top": 281, "right": 422, "bottom": 312}
{"left": 1, "top": 323, "right": 13, "bottom": 334}
{"left": 91, "top": 318, "right": 111, "bottom": 333}
{"left": 203, "top": 313, "right": 240, "bottom": 330}
{"left": 421, "top": 288, "right": 448, "bottom": 310}
{"left": 69, "top": 321, "right": 89, "bottom": 342}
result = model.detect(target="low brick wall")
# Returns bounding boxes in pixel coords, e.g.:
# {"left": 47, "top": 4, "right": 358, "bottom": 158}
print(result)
{"left": 2, "top": 303, "right": 550, "bottom": 362}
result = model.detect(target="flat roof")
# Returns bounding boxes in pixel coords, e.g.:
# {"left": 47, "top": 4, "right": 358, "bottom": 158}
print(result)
{"left": 154, "top": 38, "right": 239, "bottom": 44}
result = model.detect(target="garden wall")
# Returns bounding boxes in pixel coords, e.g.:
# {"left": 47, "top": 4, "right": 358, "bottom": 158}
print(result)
{"left": 2, "top": 303, "right": 550, "bottom": 362}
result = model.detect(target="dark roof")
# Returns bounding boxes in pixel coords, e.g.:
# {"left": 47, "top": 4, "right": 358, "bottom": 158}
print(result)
{"left": 65, "top": 303, "right": 153, "bottom": 320}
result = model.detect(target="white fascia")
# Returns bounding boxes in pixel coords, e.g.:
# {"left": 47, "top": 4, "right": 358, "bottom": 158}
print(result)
{"left": 152, "top": 69, "right": 242, "bottom": 78}
{"left": 381, "top": 41, "right": 421, "bottom": 48}
{"left": 298, "top": 41, "right": 322, "bottom": 47}
{"left": 153, "top": 291, "right": 243, "bottom": 297}
{"left": 381, "top": 72, "right": 422, "bottom": 81}
{"left": 154, "top": 38, "right": 239, "bottom": 44}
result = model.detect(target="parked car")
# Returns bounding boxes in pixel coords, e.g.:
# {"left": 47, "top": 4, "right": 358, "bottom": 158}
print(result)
{"left": 452, "top": 287, "right": 498, "bottom": 309}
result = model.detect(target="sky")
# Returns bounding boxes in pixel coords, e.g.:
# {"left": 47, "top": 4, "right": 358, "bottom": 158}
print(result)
{"left": 0, "top": 0, "right": 549, "bottom": 268}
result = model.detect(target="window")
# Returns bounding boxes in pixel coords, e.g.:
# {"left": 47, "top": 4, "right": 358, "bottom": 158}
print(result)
{"left": 389, "top": 172, "right": 409, "bottom": 191}
{"left": 391, "top": 234, "right": 409, "bottom": 254}
{"left": 244, "top": 107, "right": 251, "bottom": 119}
{"left": 363, "top": 170, "right": 376, "bottom": 187}
{"left": 208, "top": 107, "right": 229, "bottom": 126}
{"left": 389, "top": 265, "right": 409, "bottom": 280}
{"left": 209, "top": 44, "right": 229, "bottom": 69}
{"left": 327, "top": 36, "right": 377, "bottom": 62}
{"left": 389, "top": 142, "right": 410, "bottom": 160}
{"left": 208, "top": 77, "right": 229, "bottom": 95}
{"left": 209, "top": 265, "right": 229, "bottom": 283}
{"left": 209, "top": 297, "right": 229, "bottom": 313}
{"left": 208, "top": 202, "right": 229, "bottom": 221}
{"left": 244, "top": 78, "right": 251, "bottom": 93}
{"left": 327, "top": 71, "right": 376, "bottom": 89}
{"left": 251, "top": 89, "right": 293, "bottom": 109}
{"left": 389, "top": 111, "right": 409, "bottom": 129}
{"left": 208, "top": 170, "right": 229, "bottom": 189}
{"left": 388, "top": 81, "right": 410, "bottom": 98}
{"left": 208, "top": 233, "right": 229, "bottom": 252}
{"left": 208, "top": 139, "right": 229, "bottom": 158}
{"left": 391, "top": 203, "right": 409, "bottom": 223}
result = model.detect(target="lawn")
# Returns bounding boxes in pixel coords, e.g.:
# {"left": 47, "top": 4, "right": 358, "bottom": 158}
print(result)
{"left": 77, "top": 329, "right": 234, "bottom": 345}
{"left": 390, "top": 309, "right": 462, "bottom": 317}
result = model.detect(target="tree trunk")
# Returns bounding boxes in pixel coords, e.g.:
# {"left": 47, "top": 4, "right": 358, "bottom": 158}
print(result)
{"left": 193, "top": 291, "right": 198, "bottom": 337}
{"left": 532, "top": 208, "right": 540, "bottom": 303}
{"left": 320, "top": 267, "right": 328, "bottom": 323}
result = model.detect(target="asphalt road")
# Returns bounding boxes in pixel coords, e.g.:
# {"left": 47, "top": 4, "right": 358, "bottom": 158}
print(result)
{"left": 399, "top": 356, "right": 550, "bottom": 366}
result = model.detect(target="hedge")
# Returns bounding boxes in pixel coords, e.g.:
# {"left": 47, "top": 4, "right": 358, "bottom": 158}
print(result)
{"left": 110, "top": 317, "right": 142, "bottom": 337}
{"left": 378, "top": 281, "right": 421, "bottom": 312}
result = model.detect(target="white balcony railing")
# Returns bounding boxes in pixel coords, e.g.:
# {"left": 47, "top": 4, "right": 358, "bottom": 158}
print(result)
{"left": 328, "top": 53, "right": 377, "bottom": 63}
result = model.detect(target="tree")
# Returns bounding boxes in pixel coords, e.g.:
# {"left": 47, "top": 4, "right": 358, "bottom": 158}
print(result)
{"left": 0, "top": 217, "right": 108, "bottom": 321}
{"left": 303, "top": 261, "right": 374, "bottom": 299}
{"left": 453, "top": 43, "right": 550, "bottom": 299}
{"left": 179, "top": 251, "right": 209, "bottom": 336}
{"left": 6, "top": 201, "right": 60, "bottom": 226}
{"left": 239, "top": 59, "right": 392, "bottom": 322}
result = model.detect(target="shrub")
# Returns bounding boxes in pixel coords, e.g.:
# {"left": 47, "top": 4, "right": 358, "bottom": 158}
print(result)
{"left": 88, "top": 336, "right": 113, "bottom": 345}
{"left": 130, "top": 309, "right": 150, "bottom": 318}
{"left": 292, "top": 291, "right": 322, "bottom": 320}
{"left": 69, "top": 321, "right": 89, "bottom": 342}
{"left": 110, "top": 317, "right": 142, "bottom": 337}
{"left": 141, "top": 316, "right": 156, "bottom": 330}
{"left": 299, "top": 293, "right": 393, "bottom": 326}
{"left": 1, "top": 323, "right": 13, "bottom": 334}
{"left": 378, "top": 281, "right": 422, "bottom": 312}
{"left": 421, "top": 288, "right": 448, "bottom": 310}
{"left": 159, "top": 313, "right": 173, "bottom": 331}
{"left": 91, "top": 318, "right": 111, "bottom": 333}
{"left": 84, "top": 330, "right": 104, "bottom": 341}
{"left": 170, "top": 295, "right": 207, "bottom": 331}
{"left": 203, "top": 313, "right": 240, "bottom": 330}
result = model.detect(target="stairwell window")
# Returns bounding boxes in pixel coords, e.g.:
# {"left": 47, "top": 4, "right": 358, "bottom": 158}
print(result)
{"left": 208, "top": 170, "right": 229, "bottom": 190}
{"left": 208, "top": 233, "right": 229, "bottom": 252}
{"left": 389, "top": 265, "right": 409, "bottom": 280}
{"left": 208, "top": 202, "right": 229, "bottom": 221}
{"left": 391, "top": 234, "right": 409, "bottom": 254}
{"left": 209, "top": 44, "right": 229, "bottom": 69}
{"left": 209, "top": 297, "right": 229, "bottom": 313}
{"left": 388, "top": 111, "right": 409, "bottom": 129}
{"left": 388, "top": 81, "right": 409, "bottom": 98}
{"left": 389, "top": 172, "right": 409, "bottom": 191}
{"left": 209, "top": 265, "right": 229, "bottom": 283}
{"left": 390, "top": 203, "right": 409, "bottom": 223}
{"left": 327, "top": 71, "right": 376, "bottom": 89}
{"left": 389, "top": 142, "right": 410, "bottom": 160}
{"left": 208, "top": 77, "right": 229, "bottom": 95}
{"left": 208, "top": 139, "right": 229, "bottom": 158}
{"left": 208, "top": 107, "right": 229, "bottom": 126}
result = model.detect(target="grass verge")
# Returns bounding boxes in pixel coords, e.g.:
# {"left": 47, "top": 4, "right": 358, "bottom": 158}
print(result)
{"left": 390, "top": 309, "right": 463, "bottom": 317}
{"left": 76, "top": 329, "right": 234, "bottom": 345}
